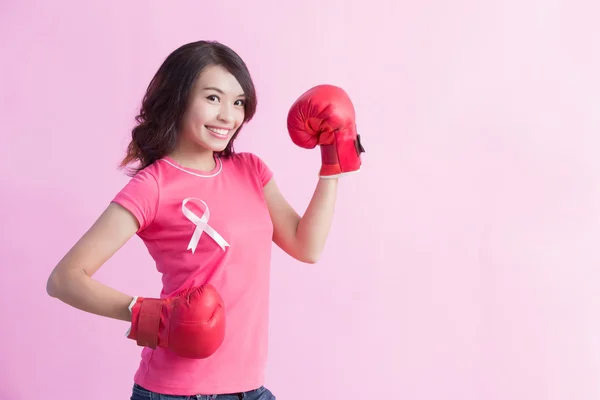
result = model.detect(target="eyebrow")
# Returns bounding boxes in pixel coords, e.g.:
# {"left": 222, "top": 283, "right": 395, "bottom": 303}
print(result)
{"left": 202, "top": 86, "right": 245, "bottom": 98}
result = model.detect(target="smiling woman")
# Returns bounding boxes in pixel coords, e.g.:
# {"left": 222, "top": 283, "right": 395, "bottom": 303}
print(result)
{"left": 172, "top": 65, "right": 249, "bottom": 165}
{"left": 45, "top": 39, "right": 363, "bottom": 400}
{"left": 119, "top": 41, "right": 258, "bottom": 175}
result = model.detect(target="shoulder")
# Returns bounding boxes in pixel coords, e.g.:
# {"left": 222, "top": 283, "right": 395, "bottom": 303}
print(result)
{"left": 226, "top": 152, "right": 273, "bottom": 187}
{"left": 121, "top": 164, "right": 161, "bottom": 193}
{"left": 232, "top": 152, "right": 271, "bottom": 169}
{"left": 111, "top": 163, "right": 161, "bottom": 231}
{"left": 229, "top": 151, "right": 264, "bottom": 164}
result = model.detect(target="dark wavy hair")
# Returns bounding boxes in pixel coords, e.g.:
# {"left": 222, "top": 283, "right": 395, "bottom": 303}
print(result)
{"left": 120, "top": 40, "right": 257, "bottom": 176}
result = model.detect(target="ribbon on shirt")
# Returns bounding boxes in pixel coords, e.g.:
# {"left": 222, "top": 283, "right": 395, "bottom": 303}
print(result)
{"left": 181, "top": 198, "right": 230, "bottom": 253}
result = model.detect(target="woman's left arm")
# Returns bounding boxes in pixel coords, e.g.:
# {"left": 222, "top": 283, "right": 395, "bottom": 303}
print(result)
{"left": 263, "top": 177, "right": 338, "bottom": 264}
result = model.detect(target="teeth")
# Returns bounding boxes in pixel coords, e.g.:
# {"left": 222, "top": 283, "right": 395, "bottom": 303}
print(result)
{"left": 207, "top": 126, "right": 229, "bottom": 136}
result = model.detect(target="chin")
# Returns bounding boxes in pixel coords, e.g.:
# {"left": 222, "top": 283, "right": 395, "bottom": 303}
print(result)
{"left": 198, "top": 139, "right": 231, "bottom": 153}
{"left": 212, "top": 144, "right": 229, "bottom": 153}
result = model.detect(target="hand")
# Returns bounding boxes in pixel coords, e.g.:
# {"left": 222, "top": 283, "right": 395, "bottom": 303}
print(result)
{"left": 287, "top": 84, "right": 365, "bottom": 178}
{"left": 127, "top": 284, "right": 225, "bottom": 359}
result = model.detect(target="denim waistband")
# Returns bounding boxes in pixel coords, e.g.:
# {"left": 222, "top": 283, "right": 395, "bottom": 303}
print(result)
{"left": 131, "top": 383, "right": 269, "bottom": 400}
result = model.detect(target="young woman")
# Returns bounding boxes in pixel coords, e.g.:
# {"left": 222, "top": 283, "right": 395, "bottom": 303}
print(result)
{"left": 46, "top": 40, "right": 364, "bottom": 399}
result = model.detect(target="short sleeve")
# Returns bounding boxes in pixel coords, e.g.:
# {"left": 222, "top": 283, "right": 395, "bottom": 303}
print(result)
{"left": 245, "top": 152, "right": 273, "bottom": 187}
{"left": 111, "top": 169, "right": 159, "bottom": 232}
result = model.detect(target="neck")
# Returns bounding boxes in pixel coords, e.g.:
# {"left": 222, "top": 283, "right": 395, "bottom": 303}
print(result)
{"left": 168, "top": 147, "right": 217, "bottom": 172}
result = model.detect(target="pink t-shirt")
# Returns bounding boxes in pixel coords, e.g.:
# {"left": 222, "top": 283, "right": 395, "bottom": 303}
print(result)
{"left": 112, "top": 152, "right": 274, "bottom": 395}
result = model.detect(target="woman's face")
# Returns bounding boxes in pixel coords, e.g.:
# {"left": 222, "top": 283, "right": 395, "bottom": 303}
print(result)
{"left": 178, "top": 64, "right": 246, "bottom": 154}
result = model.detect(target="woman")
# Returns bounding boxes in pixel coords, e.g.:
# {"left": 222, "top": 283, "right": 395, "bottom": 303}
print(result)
{"left": 46, "top": 40, "right": 364, "bottom": 399}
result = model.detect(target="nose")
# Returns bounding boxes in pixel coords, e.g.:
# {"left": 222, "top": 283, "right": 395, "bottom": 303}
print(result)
{"left": 217, "top": 102, "right": 234, "bottom": 124}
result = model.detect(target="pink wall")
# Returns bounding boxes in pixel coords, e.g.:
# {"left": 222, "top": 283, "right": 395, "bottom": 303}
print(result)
{"left": 2, "top": 1, "right": 600, "bottom": 399}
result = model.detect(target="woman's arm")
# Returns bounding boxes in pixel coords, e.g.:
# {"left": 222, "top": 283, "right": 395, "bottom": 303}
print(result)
{"left": 263, "top": 177, "right": 338, "bottom": 264}
{"left": 46, "top": 202, "right": 139, "bottom": 322}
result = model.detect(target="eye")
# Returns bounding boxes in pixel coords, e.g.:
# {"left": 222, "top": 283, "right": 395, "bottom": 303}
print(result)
{"left": 206, "top": 95, "right": 220, "bottom": 102}
{"left": 234, "top": 99, "right": 245, "bottom": 106}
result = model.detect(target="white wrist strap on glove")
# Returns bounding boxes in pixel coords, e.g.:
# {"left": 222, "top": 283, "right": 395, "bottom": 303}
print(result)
{"left": 125, "top": 296, "right": 138, "bottom": 337}
{"left": 128, "top": 296, "right": 138, "bottom": 313}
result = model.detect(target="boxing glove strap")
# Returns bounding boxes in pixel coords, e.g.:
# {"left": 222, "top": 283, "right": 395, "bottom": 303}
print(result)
{"left": 320, "top": 144, "right": 339, "bottom": 165}
{"left": 136, "top": 298, "right": 162, "bottom": 349}
{"left": 355, "top": 134, "right": 365, "bottom": 155}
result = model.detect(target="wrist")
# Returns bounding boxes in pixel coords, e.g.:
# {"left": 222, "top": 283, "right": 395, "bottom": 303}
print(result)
{"left": 318, "top": 174, "right": 339, "bottom": 181}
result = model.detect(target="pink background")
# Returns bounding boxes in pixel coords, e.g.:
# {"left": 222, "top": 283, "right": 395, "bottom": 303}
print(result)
{"left": 2, "top": 1, "right": 600, "bottom": 399}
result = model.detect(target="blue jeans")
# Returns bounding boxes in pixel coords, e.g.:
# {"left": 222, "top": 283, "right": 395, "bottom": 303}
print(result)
{"left": 130, "top": 383, "right": 276, "bottom": 400}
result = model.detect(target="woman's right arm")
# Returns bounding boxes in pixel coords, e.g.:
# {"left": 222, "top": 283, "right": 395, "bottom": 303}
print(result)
{"left": 46, "top": 202, "right": 140, "bottom": 322}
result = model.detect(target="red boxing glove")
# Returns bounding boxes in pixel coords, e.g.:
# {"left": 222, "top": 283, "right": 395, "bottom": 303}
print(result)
{"left": 127, "top": 284, "right": 225, "bottom": 359}
{"left": 287, "top": 84, "right": 365, "bottom": 178}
